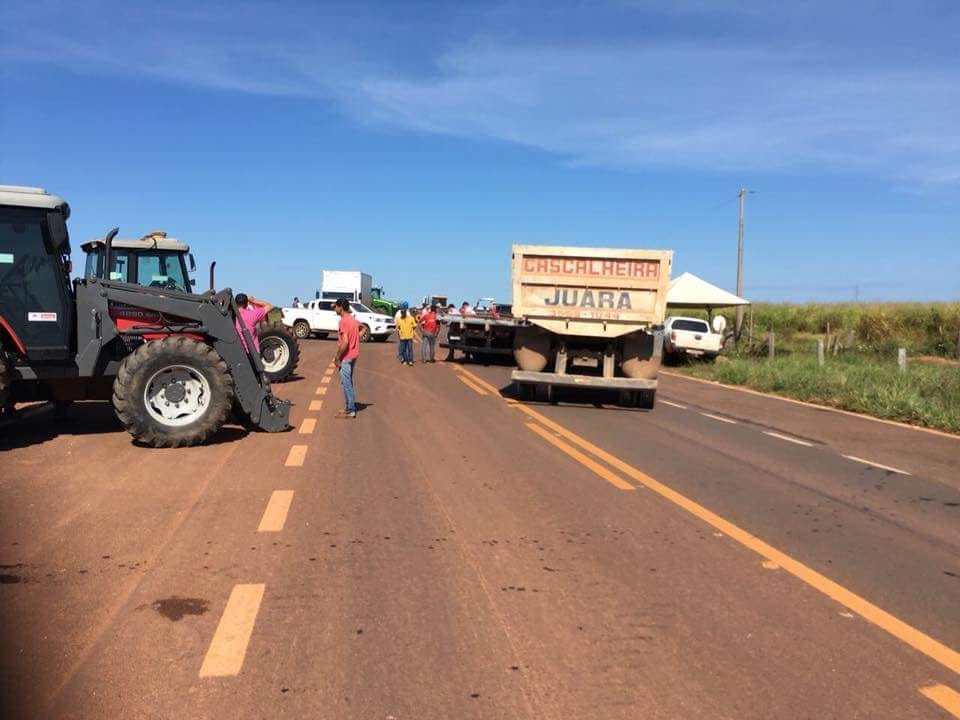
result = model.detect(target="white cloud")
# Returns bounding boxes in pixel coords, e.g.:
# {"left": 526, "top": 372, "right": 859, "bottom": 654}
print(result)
{"left": 4, "top": 1, "right": 959, "bottom": 184}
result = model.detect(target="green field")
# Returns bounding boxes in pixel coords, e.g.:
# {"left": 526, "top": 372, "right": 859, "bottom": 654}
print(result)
{"left": 714, "top": 301, "right": 960, "bottom": 357}
{"left": 672, "top": 302, "right": 960, "bottom": 433}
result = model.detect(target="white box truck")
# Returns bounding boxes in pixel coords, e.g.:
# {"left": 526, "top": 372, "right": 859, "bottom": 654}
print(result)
{"left": 510, "top": 244, "right": 672, "bottom": 408}
{"left": 321, "top": 270, "right": 373, "bottom": 308}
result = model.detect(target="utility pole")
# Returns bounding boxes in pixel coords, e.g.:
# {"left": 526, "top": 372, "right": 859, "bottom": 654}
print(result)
{"left": 735, "top": 187, "right": 746, "bottom": 339}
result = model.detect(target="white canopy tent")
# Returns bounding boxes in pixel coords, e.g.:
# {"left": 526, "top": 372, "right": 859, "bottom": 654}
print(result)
{"left": 667, "top": 272, "right": 750, "bottom": 310}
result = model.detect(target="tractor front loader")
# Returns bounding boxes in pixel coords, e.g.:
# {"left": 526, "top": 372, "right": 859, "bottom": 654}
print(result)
{"left": 81, "top": 231, "right": 300, "bottom": 383}
{"left": 0, "top": 185, "right": 290, "bottom": 447}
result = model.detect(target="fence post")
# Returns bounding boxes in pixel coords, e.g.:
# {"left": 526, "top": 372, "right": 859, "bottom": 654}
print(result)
{"left": 768, "top": 331, "right": 775, "bottom": 360}
{"left": 898, "top": 347, "right": 907, "bottom": 373}
{"left": 817, "top": 339, "right": 825, "bottom": 367}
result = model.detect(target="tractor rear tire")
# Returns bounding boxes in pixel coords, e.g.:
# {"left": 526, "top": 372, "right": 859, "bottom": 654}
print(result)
{"left": 257, "top": 322, "right": 300, "bottom": 383}
{"left": 112, "top": 336, "right": 234, "bottom": 448}
{"left": 0, "top": 339, "right": 11, "bottom": 414}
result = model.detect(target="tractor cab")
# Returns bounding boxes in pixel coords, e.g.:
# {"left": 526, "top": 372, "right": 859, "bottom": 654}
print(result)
{"left": 0, "top": 185, "right": 74, "bottom": 362}
{"left": 82, "top": 231, "right": 196, "bottom": 293}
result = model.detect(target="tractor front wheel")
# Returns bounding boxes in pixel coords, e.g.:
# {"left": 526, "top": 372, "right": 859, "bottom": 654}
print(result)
{"left": 258, "top": 322, "right": 300, "bottom": 382}
{"left": 112, "top": 336, "right": 234, "bottom": 447}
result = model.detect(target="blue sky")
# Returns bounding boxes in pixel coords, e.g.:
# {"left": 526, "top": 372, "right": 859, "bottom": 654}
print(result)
{"left": 2, "top": 0, "right": 958, "bottom": 305}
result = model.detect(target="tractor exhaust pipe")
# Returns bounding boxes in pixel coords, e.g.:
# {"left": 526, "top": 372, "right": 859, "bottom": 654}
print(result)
{"left": 102, "top": 227, "right": 119, "bottom": 282}
{"left": 209, "top": 261, "right": 217, "bottom": 292}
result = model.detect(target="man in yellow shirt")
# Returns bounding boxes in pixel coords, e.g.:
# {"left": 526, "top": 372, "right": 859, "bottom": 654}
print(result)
{"left": 395, "top": 301, "right": 418, "bottom": 366}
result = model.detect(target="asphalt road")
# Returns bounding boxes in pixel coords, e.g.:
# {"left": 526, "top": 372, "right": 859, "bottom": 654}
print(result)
{"left": 1, "top": 339, "right": 958, "bottom": 719}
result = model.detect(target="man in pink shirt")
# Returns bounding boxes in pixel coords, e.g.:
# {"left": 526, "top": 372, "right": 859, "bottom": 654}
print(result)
{"left": 333, "top": 298, "right": 360, "bottom": 419}
{"left": 234, "top": 293, "right": 273, "bottom": 353}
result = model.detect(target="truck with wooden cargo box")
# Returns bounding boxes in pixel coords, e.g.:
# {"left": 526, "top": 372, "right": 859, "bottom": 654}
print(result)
{"left": 510, "top": 244, "right": 672, "bottom": 408}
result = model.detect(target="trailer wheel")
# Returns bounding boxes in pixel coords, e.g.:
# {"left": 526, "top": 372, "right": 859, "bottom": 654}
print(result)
{"left": 292, "top": 320, "right": 311, "bottom": 339}
{"left": 112, "top": 336, "right": 234, "bottom": 448}
{"left": 257, "top": 322, "right": 300, "bottom": 382}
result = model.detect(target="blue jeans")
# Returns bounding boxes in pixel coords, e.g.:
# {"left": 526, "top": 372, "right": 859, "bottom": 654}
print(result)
{"left": 399, "top": 338, "right": 413, "bottom": 364}
{"left": 339, "top": 358, "right": 356, "bottom": 413}
{"left": 420, "top": 331, "right": 436, "bottom": 362}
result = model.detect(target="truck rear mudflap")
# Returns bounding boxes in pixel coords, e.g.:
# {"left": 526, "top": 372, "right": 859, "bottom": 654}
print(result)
{"left": 511, "top": 370, "right": 657, "bottom": 390}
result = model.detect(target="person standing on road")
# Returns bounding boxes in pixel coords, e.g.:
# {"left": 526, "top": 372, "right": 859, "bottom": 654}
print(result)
{"left": 419, "top": 304, "right": 438, "bottom": 363}
{"left": 333, "top": 298, "right": 360, "bottom": 419}
{"left": 395, "top": 301, "right": 418, "bottom": 366}
{"left": 234, "top": 293, "right": 273, "bottom": 353}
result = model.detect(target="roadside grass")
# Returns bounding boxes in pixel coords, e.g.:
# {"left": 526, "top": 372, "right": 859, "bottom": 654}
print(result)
{"left": 677, "top": 354, "right": 960, "bottom": 434}
{"left": 684, "top": 301, "right": 960, "bottom": 357}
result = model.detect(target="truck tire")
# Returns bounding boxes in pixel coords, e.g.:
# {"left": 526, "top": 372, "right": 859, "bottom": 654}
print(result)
{"left": 638, "top": 390, "right": 656, "bottom": 410}
{"left": 112, "top": 336, "right": 234, "bottom": 448}
{"left": 257, "top": 322, "right": 300, "bottom": 382}
{"left": 359, "top": 324, "right": 371, "bottom": 343}
{"left": 513, "top": 326, "right": 551, "bottom": 372}
{"left": 620, "top": 331, "right": 660, "bottom": 379}
{"left": 292, "top": 320, "right": 311, "bottom": 339}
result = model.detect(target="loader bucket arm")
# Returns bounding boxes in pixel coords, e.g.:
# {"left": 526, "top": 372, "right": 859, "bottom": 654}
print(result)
{"left": 79, "top": 279, "right": 290, "bottom": 432}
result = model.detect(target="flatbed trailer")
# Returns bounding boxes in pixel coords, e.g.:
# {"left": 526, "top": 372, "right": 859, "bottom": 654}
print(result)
{"left": 438, "top": 312, "right": 520, "bottom": 361}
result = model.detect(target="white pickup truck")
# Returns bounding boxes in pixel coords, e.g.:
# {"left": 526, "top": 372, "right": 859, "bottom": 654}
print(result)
{"left": 281, "top": 299, "right": 395, "bottom": 342}
{"left": 663, "top": 316, "right": 723, "bottom": 361}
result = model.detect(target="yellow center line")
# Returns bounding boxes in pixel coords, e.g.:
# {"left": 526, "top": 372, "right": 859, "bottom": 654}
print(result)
{"left": 511, "top": 401, "right": 960, "bottom": 677}
{"left": 457, "top": 375, "right": 489, "bottom": 396}
{"left": 527, "top": 422, "right": 634, "bottom": 490}
{"left": 285, "top": 445, "right": 308, "bottom": 467}
{"left": 257, "top": 490, "right": 294, "bottom": 532}
{"left": 320, "top": 376, "right": 331, "bottom": 384}
{"left": 198, "top": 584, "right": 266, "bottom": 678}
{"left": 299, "top": 418, "right": 317, "bottom": 434}
{"left": 316, "top": 386, "right": 328, "bottom": 395}
{"left": 308, "top": 399, "right": 324, "bottom": 411}
{"left": 921, "top": 685, "right": 960, "bottom": 718}
{"left": 450, "top": 365, "right": 501, "bottom": 395}
{"left": 324, "top": 368, "right": 334, "bottom": 376}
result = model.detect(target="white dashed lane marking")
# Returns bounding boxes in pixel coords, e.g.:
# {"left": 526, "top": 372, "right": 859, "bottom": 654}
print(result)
{"left": 763, "top": 431, "right": 813, "bottom": 447}
{"left": 699, "top": 412, "right": 738, "bottom": 425}
{"left": 843, "top": 455, "right": 911, "bottom": 476}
